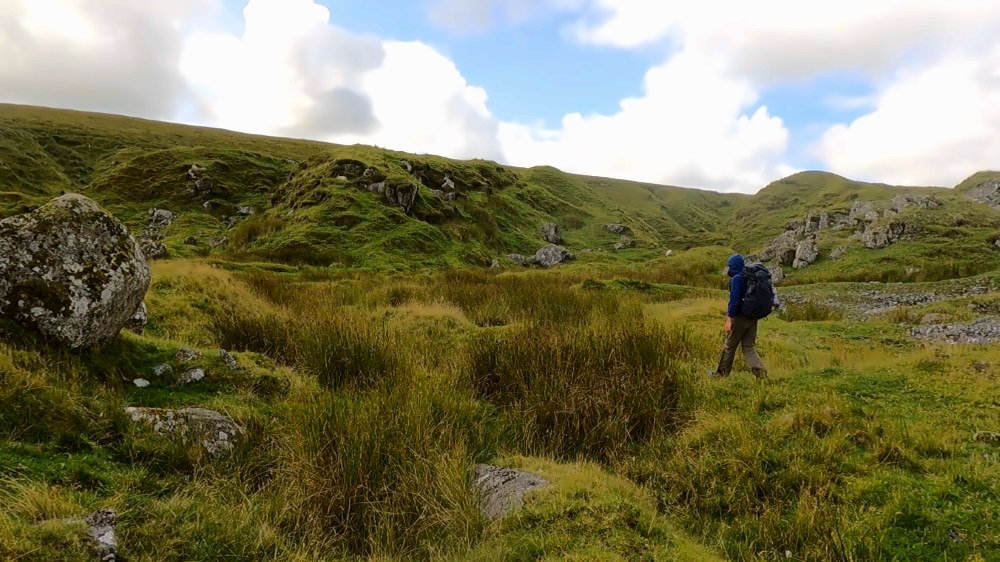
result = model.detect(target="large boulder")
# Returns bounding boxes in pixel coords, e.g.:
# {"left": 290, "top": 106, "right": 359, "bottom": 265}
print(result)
{"left": 0, "top": 194, "right": 151, "bottom": 348}
{"left": 964, "top": 178, "right": 1000, "bottom": 210}
{"left": 605, "top": 223, "right": 631, "bottom": 236}
{"left": 862, "top": 221, "right": 907, "bottom": 249}
{"left": 473, "top": 464, "right": 548, "bottom": 521}
{"left": 760, "top": 230, "right": 799, "bottom": 266}
{"left": 890, "top": 194, "right": 940, "bottom": 212}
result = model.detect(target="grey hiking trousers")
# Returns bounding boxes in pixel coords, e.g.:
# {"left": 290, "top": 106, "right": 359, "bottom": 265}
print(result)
{"left": 715, "top": 315, "right": 765, "bottom": 375}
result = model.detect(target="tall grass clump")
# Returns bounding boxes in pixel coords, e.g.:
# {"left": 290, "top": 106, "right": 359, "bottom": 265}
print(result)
{"left": 276, "top": 382, "right": 487, "bottom": 558}
{"left": 468, "top": 311, "right": 694, "bottom": 462}
{"left": 780, "top": 301, "right": 844, "bottom": 322}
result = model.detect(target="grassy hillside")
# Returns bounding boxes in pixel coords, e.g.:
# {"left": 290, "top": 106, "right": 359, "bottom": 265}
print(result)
{"left": 0, "top": 104, "right": 744, "bottom": 270}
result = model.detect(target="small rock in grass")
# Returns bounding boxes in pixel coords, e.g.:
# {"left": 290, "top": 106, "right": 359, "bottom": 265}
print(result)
{"left": 125, "top": 406, "right": 239, "bottom": 456}
{"left": 152, "top": 364, "right": 173, "bottom": 377}
{"left": 974, "top": 431, "right": 1000, "bottom": 444}
{"left": 133, "top": 378, "right": 150, "bottom": 388}
{"left": 971, "top": 361, "right": 990, "bottom": 373}
{"left": 84, "top": 508, "right": 117, "bottom": 561}
{"left": 473, "top": 464, "right": 548, "bottom": 521}
{"left": 175, "top": 348, "right": 200, "bottom": 364}
{"left": 177, "top": 368, "right": 205, "bottom": 385}
{"left": 220, "top": 349, "right": 242, "bottom": 371}
{"left": 183, "top": 236, "right": 198, "bottom": 245}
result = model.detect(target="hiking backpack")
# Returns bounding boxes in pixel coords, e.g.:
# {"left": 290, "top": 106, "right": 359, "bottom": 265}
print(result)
{"left": 740, "top": 264, "right": 775, "bottom": 319}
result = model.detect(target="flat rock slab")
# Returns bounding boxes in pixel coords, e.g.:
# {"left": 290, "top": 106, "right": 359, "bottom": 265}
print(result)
{"left": 85, "top": 509, "right": 117, "bottom": 561}
{"left": 473, "top": 464, "right": 549, "bottom": 521}
{"left": 125, "top": 406, "right": 238, "bottom": 456}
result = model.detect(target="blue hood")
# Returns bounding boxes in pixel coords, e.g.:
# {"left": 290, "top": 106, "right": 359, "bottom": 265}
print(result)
{"left": 726, "top": 254, "right": 745, "bottom": 277}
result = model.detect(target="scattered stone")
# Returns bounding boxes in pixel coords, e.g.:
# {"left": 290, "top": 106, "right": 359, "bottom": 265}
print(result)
{"left": 441, "top": 175, "right": 456, "bottom": 191}
{"left": 508, "top": 245, "right": 576, "bottom": 268}
{"left": 236, "top": 206, "right": 254, "bottom": 216}
{"left": 830, "top": 245, "right": 848, "bottom": 260}
{"left": 971, "top": 361, "right": 991, "bottom": 373}
{"left": 994, "top": 235, "right": 1000, "bottom": 249}
{"left": 489, "top": 259, "right": 501, "bottom": 270}
{"left": 473, "top": 464, "right": 548, "bottom": 521}
{"left": 148, "top": 208, "right": 174, "bottom": 228}
{"left": 910, "top": 316, "right": 1000, "bottom": 344}
{"left": 125, "top": 302, "right": 148, "bottom": 334}
{"left": 541, "top": 222, "right": 562, "bottom": 244}
{"left": 133, "top": 378, "right": 150, "bottom": 388}
{"left": 383, "top": 183, "right": 418, "bottom": 213}
{"left": 184, "top": 236, "right": 198, "bottom": 245}
{"left": 0, "top": 194, "right": 151, "bottom": 348}
{"left": 849, "top": 200, "right": 877, "bottom": 222}
{"left": 891, "top": 193, "right": 941, "bottom": 212}
{"left": 84, "top": 508, "right": 117, "bottom": 561}
{"left": 220, "top": 349, "right": 241, "bottom": 371}
{"left": 612, "top": 236, "right": 635, "bottom": 251}
{"left": 139, "top": 238, "right": 168, "bottom": 260}
{"left": 175, "top": 347, "right": 201, "bottom": 364}
{"left": 974, "top": 431, "right": 999, "bottom": 444}
{"left": 152, "top": 364, "right": 173, "bottom": 377}
{"left": 400, "top": 159, "right": 413, "bottom": 172}
{"left": 177, "top": 368, "right": 205, "bottom": 385}
{"left": 209, "top": 236, "right": 229, "bottom": 249}
{"left": 430, "top": 189, "right": 457, "bottom": 201}
{"left": 507, "top": 254, "right": 532, "bottom": 267}
{"left": 335, "top": 175, "right": 348, "bottom": 181}
{"left": 605, "top": 223, "right": 631, "bottom": 236}
{"left": 665, "top": 250, "right": 674, "bottom": 257}
{"left": 187, "top": 163, "right": 206, "bottom": 179}
{"left": 125, "top": 406, "right": 239, "bottom": 456}
{"left": 192, "top": 176, "right": 214, "bottom": 197}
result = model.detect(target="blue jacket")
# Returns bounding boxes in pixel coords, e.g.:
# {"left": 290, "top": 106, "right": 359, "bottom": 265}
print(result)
{"left": 726, "top": 254, "right": 745, "bottom": 318}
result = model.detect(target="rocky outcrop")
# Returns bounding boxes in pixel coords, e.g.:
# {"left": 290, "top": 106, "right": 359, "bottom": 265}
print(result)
{"left": 473, "top": 464, "right": 548, "bottom": 521}
{"left": 125, "top": 406, "right": 239, "bottom": 456}
{"left": 220, "top": 349, "right": 242, "bottom": 371}
{"left": 0, "top": 194, "right": 151, "bottom": 348}
{"left": 792, "top": 237, "right": 818, "bottom": 269}
{"left": 830, "top": 246, "right": 848, "bottom": 260}
{"left": 760, "top": 230, "right": 799, "bottom": 266}
{"left": 861, "top": 220, "right": 907, "bottom": 249}
{"left": 541, "top": 223, "right": 562, "bottom": 244}
{"left": 509, "top": 244, "right": 576, "bottom": 268}
{"left": 965, "top": 178, "right": 1000, "bottom": 210}
{"left": 605, "top": 223, "right": 631, "bottom": 236}
{"left": 910, "top": 316, "right": 1000, "bottom": 344}
{"left": 768, "top": 265, "right": 785, "bottom": 284}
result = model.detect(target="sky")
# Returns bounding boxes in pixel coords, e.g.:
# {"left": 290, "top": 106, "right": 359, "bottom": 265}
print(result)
{"left": 1, "top": 0, "right": 998, "bottom": 193}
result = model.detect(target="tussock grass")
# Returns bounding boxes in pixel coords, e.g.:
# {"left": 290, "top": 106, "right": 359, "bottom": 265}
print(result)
{"left": 780, "top": 301, "right": 844, "bottom": 322}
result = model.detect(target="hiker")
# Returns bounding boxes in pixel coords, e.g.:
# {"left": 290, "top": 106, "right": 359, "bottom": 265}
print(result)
{"left": 710, "top": 254, "right": 775, "bottom": 379}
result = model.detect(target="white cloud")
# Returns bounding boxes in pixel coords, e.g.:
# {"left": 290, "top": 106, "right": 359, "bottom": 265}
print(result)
{"left": 0, "top": 0, "right": 213, "bottom": 119}
{"left": 816, "top": 50, "right": 1000, "bottom": 187}
{"left": 499, "top": 50, "right": 793, "bottom": 192}
{"left": 428, "top": 0, "right": 584, "bottom": 32}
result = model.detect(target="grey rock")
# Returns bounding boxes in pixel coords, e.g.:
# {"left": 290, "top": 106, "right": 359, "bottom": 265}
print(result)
{"left": 965, "top": 178, "right": 1000, "bottom": 210}
{"left": 84, "top": 508, "right": 117, "bottom": 561}
{"left": 148, "top": 208, "right": 174, "bottom": 228}
{"left": 910, "top": 316, "right": 1000, "bottom": 344}
{"left": 605, "top": 223, "right": 631, "bottom": 236}
{"left": 193, "top": 176, "right": 214, "bottom": 196}
{"left": 994, "top": 235, "right": 1000, "bottom": 249}
{"left": 760, "top": 230, "right": 799, "bottom": 266}
{"left": 920, "top": 313, "right": 950, "bottom": 325}
{"left": 335, "top": 175, "right": 349, "bottom": 181}
{"left": 792, "top": 237, "right": 818, "bottom": 269}
{"left": 177, "top": 368, "right": 205, "bottom": 385}
{"left": 818, "top": 211, "right": 830, "bottom": 230}
{"left": 507, "top": 254, "right": 532, "bottom": 267}
{"left": 175, "top": 347, "right": 201, "bottom": 364}
{"left": 139, "top": 238, "right": 167, "bottom": 260}
{"left": 533, "top": 244, "right": 576, "bottom": 267}
{"left": 235, "top": 206, "right": 254, "bottom": 216}
{"left": 442, "top": 175, "right": 456, "bottom": 191}
{"left": 125, "top": 302, "right": 148, "bottom": 334}
{"left": 209, "top": 236, "right": 229, "bottom": 249}
{"left": 473, "top": 464, "right": 548, "bottom": 521}
{"left": 891, "top": 193, "right": 940, "bottom": 212}
{"left": 367, "top": 181, "right": 385, "bottom": 193}
{"left": 830, "top": 246, "right": 848, "bottom": 261}
{"left": 430, "top": 189, "right": 457, "bottom": 201}
{"left": 862, "top": 221, "right": 907, "bottom": 249}
{"left": 0, "top": 194, "right": 151, "bottom": 348}
{"left": 400, "top": 159, "right": 413, "bottom": 173}
{"left": 384, "top": 183, "right": 418, "bottom": 213}
{"left": 152, "top": 364, "right": 173, "bottom": 377}
{"left": 220, "top": 349, "right": 241, "bottom": 371}
{"left": 974, "top": 431, "right": 1000, "bottom": 444}
{"left": 184, "top": 236, "right": 198, "bottom": 245}
{"left": 489, "top": 259, "right": 501, "bottom": 270}
{"left": 541, "top": 222, "right": 562, "bottom": 244}
{"left": 768, "top": 265, "right": 785, "bottom": 284}
{"left": 133, "top": 378, "right": 150, "bottom": 388}
{"left": 125, "top": 406, "right": 239, "bottom": 456}
{"left": 612, "top": 236, "right": 635, "bottom": 251}
{"left": 849, "top": 201, "right": 876, "bottom": 222}
{"left": 665, "top": 250, "right": 674, "bottom": 257}
{"left": 971, "top": 361, "right": 990, "bottom": 373}
{"left": 187, "top": 163, "right": 207, "bottom": 180}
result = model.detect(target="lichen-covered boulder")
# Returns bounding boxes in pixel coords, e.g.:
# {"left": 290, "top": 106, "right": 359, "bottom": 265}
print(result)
{"left": 533, "top": 244, "right": 576, "bottom": 267}
{"left": 473, "top": 464, "right": 548, "bottom": 520}
{"left": 792, "top": 237, "right": 818, "bottom": 269}
{"left": 541, "top": 222, "right": 562, "bottom": 244}
{"left": 0, "top": 194, "right": 151, "bottom": 348}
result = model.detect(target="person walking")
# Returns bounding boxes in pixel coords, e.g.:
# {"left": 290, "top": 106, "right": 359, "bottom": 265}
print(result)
{"left": 710, "top": 254, "right": 773, "bottom": 379}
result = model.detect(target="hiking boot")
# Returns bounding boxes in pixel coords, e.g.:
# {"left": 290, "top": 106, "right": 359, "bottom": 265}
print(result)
{"left": 752, "top": 367, "right": 768, "bottom": 380}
